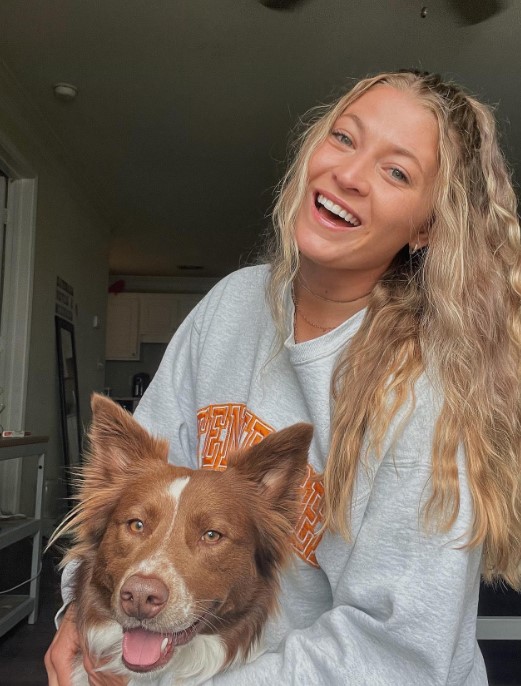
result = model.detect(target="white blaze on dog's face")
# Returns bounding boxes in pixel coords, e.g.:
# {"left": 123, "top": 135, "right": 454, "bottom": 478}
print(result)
{"left": 95, "top": 465, "right": 284, "bottom": 627}
{"left": 81, "top": 394, "right": 313, "bottom": 676}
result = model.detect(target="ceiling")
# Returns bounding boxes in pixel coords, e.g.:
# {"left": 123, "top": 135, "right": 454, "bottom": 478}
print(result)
{"left": 0, "top": 0, "right": 519, "bottom": 278}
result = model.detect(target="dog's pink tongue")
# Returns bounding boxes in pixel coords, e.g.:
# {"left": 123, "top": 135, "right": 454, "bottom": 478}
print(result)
{"left": 122, "top": 628, "right": 165, "bottom": 667}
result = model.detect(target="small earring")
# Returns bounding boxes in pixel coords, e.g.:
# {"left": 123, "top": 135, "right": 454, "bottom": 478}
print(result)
{"left": 409, "top": 243, "right": 419, "bottom": 255}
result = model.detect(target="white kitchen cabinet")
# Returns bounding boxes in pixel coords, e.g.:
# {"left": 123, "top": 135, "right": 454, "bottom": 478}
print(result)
{"left": 139, "top": 293, "right": 203, "bottom": 343}
{"left": 139, "top": 294, "right": 181, "bottom": 344}
{"left": 105, "top": 294, "right": 140, "bottom": 360}
{"left": 0, "top": 436, "right": 47, "bottom": 637}
{"left": 105, "top": 292, "right": 203, "bottom": 359}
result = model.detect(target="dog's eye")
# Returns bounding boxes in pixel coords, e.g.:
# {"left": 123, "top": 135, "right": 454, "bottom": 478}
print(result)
{"left": 127, "top": 519, "right": 144, "bottom": 533}
{"left": 201, "top": 530, "right": 222, "bottom": 543}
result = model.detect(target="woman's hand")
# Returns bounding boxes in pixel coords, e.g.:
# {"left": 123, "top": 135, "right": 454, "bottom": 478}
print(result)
{"left": 45, "top": 603, "right": 80, "bottom": 686}
{"left": 45, "top": 603, "right": 128, "bottom": 686}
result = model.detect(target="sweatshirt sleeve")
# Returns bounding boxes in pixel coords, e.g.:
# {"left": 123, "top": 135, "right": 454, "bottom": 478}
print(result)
{"left": 203, "top": 388, "right": 484, "bottom": 686}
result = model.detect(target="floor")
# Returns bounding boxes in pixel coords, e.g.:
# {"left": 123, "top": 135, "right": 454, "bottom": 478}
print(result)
{"left": 0, "top": 546, "right": 59, "bottom": 686}
{"left": 0, "top": 544, "right": 519, "bottom": 685}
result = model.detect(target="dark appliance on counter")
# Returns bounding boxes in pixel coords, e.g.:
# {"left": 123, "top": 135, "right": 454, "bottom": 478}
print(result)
{"left": 132, "top": 372, "right": 150, "bottom": 398}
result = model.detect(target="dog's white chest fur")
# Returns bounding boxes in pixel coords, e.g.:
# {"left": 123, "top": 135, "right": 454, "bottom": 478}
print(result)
{"left": 72, "top": 627, "right": 232, "bottom": 685}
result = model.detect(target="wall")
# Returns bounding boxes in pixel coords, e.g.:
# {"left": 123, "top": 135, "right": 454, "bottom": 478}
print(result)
{"left": 0, "top": 63, "right": 111, "bottom": 530}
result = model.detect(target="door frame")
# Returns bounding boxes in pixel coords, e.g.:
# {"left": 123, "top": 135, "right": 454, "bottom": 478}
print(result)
{"left": 0, "top": 132, "right": 37, "bottom": 513}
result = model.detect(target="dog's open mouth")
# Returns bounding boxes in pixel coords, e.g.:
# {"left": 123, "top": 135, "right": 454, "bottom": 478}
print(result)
{"left": 122, "top": 623, "right": 201, "bottom": 672}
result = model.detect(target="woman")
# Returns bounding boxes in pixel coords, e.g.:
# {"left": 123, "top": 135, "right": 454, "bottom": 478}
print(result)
{"left": 46, "top": 70, "right": 521, "bottom": 685}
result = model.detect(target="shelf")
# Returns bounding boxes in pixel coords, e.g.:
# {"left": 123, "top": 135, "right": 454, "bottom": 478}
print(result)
{"left": 0, "top": 438, "right": 47, "bottom": 633}
{"left": 0, "top": 518, "right": 40, "bottom": 551}
{"left": 0, "top": 436, "right": 48, "bottom": 458}
{"left": 477, "top": 617, "right": 521, "bottom": 640}
{"left": 0, "top": 595, "right": 34, "bottom": 638}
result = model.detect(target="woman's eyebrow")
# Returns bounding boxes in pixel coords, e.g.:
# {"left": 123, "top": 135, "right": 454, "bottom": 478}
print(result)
{"left": 341, "top": 112, "right": 364, "bottom": 130}
{"left": 390, "top": 145, "right": 424, "bottom": 173}
{"left": 341, "top": 112, "right": 425, "bottom": 174}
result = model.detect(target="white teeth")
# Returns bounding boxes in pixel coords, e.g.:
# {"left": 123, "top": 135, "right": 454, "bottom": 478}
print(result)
{"left": 317, "top": 194, "right": 360, "bottom": 226}
{"left": 161, "top": 637, "right": 169, "bottom": 653}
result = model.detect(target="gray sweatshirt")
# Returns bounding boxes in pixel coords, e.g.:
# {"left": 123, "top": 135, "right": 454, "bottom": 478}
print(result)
{"left": 130, "top": 265, "right": 487, "bottom": 685}
{"left": 61, "top": 264, "right": 487, "bottom": 684}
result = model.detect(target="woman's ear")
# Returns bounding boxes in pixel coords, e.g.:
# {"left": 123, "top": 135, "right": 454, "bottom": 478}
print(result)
{"left": 410, "top": 216, "right": 433, "bottom": 252}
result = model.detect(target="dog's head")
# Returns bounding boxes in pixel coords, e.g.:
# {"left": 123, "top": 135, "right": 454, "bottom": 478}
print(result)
{"left": 60, "top": 393, "right": 313, "bottom": 675}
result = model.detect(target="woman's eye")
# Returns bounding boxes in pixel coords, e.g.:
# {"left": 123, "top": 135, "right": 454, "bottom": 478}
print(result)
{"left": 390, "top": 167, "right": 409, "bottom": 183}
{"left": 127, "top": 519, "right": 145, "bottom": 533}
{"left": 331, "top": 130, "right": 353, "bottom": 147}
{"left": 201, "top": 530, "right": 222, "bottom": 543}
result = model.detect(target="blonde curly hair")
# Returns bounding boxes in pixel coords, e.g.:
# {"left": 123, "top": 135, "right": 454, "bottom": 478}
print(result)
{"left": 266, "top": 70, "right": 521, "bottom": 587}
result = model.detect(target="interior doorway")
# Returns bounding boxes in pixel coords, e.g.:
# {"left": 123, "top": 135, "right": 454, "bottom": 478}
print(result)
{"left": 0, "top": 149, "right": 37, "bottom": 514}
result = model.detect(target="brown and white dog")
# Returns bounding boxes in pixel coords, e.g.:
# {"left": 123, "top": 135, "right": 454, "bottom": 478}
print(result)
{"left": 53, "top": 394, "right": 312, "bottom": 685}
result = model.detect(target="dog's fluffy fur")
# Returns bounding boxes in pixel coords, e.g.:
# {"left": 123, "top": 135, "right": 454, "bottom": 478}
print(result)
{"left": 51, "top": 394, "right": 312, "bottom": 685}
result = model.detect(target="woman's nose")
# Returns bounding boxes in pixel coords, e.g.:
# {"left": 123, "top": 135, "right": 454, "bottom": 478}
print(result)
{"left": 333, "top": 156, "right": 371, "bottom": 196}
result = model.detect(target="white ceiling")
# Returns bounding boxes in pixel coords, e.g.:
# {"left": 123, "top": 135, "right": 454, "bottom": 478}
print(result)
{"left": 0, "top": 0, "right": 519, "bottom": 277}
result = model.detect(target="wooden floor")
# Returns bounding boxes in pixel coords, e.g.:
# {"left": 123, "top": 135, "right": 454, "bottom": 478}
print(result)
{"left": 0, "top": 547, "right": 519, "bottom": 685}
{"left": 0, "top": 549, "right": 60, "bottom": 686}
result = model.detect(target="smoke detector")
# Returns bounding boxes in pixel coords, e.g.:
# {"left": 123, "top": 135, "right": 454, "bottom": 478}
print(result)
{"left": 53, "top": 83, "right": 78, "bottom": 101}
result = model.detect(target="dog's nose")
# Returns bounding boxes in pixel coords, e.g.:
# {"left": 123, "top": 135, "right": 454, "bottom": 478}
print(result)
{"left": 120, "top": 575, "right": 169, "bottom": 620}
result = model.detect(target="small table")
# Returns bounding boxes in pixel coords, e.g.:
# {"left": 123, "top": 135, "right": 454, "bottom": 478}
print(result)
{"left": 0, "top": 436, "right": 47, "bottom": 637}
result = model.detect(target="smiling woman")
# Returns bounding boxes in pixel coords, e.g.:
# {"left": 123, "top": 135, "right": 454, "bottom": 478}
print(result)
{"left": 46, "top": 70, "right": 521, "bottom": 686}
{"left": 269, "top": 70, "right": 521, "bottom": 562}
{"left": 294, "top": 85, "right": 438, "bottom": 304}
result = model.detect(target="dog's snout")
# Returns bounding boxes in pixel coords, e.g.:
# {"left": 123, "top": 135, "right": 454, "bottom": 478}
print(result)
{"left": 120, "top": 574, "right": 169, "bottom": 620}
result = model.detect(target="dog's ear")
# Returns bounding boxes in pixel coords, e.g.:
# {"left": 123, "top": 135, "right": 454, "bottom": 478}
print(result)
{"left": 50, "top": 395, "right": 170, "bottom": 556}
{"left": 227, "top": 423, "right": 312, "bottom": 509}
{"left": 227, "top": 424, "right": 313, "bottom": 578}
{"left": 87, "top": 393, "right": 169, "bottom": 480}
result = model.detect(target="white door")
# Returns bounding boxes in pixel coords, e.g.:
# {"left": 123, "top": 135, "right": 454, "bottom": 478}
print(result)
{"left": 0, "top": 172, "right": 7, "bottom": 377}
{"left": 0, "top": 165, "right": 37, "bottom": 514}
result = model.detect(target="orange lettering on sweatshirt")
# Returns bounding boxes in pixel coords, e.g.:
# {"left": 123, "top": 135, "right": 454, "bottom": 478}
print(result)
{"left": 197, "top": 404, "right": 324, "bottom": 568}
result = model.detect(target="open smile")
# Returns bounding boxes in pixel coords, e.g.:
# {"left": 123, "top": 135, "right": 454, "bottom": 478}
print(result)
{"left": 121, "top": 618, "right": 205, "bottom": 673}
{"left": 313, "top": 192, "right": 362, "bottom": 229}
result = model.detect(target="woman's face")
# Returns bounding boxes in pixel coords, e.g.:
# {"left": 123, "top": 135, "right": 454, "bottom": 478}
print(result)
{"left": 294, "top": 85, "right": 439, "bottom": 282}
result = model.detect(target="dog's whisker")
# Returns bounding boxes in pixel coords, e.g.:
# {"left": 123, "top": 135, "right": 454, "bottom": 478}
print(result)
{"left": 202, "top": 614, "right": 227, "bottom": 630}
{"left": 200, "top": 617, "right": 221, "bottom": 632}
{"left": 192, "top": 606, "right": 225, "bottom": 624}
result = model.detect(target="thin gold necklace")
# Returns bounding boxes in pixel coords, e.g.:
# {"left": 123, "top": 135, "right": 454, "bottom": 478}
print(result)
{"left": 298, "top": 274, "right": 372, "bottom": 304}
{"left": 292, "top": 282, "right": 371, "bottom": 341}
{"left": 292, "top": 287, "right": 336, "bottom": 335}
{"left": 296, "top": 307, "right": 335, "bottom": 333}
